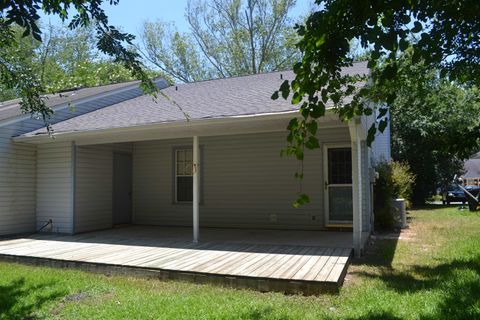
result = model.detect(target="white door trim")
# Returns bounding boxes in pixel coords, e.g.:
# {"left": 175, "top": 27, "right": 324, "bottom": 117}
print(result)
{"left": 323, "top": 143, "right": 353, "bottom": 226}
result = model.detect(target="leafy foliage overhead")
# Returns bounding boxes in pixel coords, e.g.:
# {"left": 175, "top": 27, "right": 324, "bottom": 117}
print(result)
{"left": 271, "top": 0, "right": 479, "bottom": 206}
{"left": 0, "top": 0, "right": 156, "bottom": 130}
{"left": 274, "top": 0, "right": 480, "bottom": 153}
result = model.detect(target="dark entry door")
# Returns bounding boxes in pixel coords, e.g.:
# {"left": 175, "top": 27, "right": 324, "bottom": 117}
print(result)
{"left": 113, "top": 153, "right": 133, "bottom": 225}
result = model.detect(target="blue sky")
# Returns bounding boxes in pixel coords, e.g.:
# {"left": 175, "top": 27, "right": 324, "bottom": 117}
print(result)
{"left": 40, "top": 0, "right": 315, "bottom": 37}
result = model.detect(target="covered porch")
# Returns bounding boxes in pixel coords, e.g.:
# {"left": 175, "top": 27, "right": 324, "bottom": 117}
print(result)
{"left": 15, "top": 110, "right": 372, "bottom": 253}
{"left": 12, "top": 110, "right": 373, "bottom": 293}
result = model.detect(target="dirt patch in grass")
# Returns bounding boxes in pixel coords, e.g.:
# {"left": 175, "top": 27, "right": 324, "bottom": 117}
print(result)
{"left": 65, "top": 292, "right": 91, "bottom": 302}
{"left": 51, "top": 292, "right": 92, "bottom": 316}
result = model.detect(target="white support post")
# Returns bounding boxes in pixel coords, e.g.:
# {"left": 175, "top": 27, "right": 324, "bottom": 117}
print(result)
{"left": 349, "top": 120, "right": 363, "bottom": 257}
{"left": 356, "top": 126, "right": 363, "bottom": 253}
{"left": 193, "top": 136, "right": 200, "bottom": 243}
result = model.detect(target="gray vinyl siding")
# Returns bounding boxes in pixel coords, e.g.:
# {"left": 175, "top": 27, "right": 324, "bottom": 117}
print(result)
{"left": 0, "top": 86, "right": 142, "bottom": 236}
{"left": 0, "top": 130, "right": 36, "bottom": 235}
{"left": 36, "top": 142, "right": 74, "bottom": 233}
{"left": 74, "top": 143, "right": 132, "bottom": 233}
{"left": 0, "top": 123, "right": 39, "bottom": 235}
{"left": 371, "top": 110, "right": 391, "bottom": 162}
{"left": 133, "top": 128, "right": 351, "bottom": 230}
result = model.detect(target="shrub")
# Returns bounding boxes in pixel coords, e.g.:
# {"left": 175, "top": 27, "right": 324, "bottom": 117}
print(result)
{"left": 374, "top": 161, "right": 395, "bottom": 229}
{"left": 391, "top": 161, "right": 416, "bottom": 209}
{"left": 374, "top": 160, "right": 416, "bottom": 229}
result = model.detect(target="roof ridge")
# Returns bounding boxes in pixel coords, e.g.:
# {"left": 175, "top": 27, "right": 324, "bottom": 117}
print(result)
{"left": 170, "top": 69, "right": 293, "bottom": 88}
{"left": 169, "top": 60, "right": 368, "bottom": 88}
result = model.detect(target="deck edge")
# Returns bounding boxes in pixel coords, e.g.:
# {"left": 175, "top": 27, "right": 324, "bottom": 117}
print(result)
{"left": 0, "top": 253, "right": 345, "bottom": 295}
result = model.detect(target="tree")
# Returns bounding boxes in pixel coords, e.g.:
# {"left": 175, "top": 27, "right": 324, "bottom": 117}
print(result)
{"left": 140, "top": 21, "right": 215, "bottom": 83}
{"left": 272, "top": 0, "right": 480, "bottom": 205}
{"left": 0, "top": 23, "right": 149, "bottom": 101}
{"left": 1, "top": 0, "right": 155, "bottom": 130}
{"left": 384, "top": 51, "right": 480, "bottom": 204}
{"left": 37, "top": 23, "right": 143, "bottom": 91}
{"left": 140, "top": 0, "right": 301, "bottom": 83}
{"left": 0, "top": 25, "right": 38, "bottom": 101}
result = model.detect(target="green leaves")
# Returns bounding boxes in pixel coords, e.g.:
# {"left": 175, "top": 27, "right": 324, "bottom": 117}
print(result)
{"left": 315, "top": 35, "right": 326, "bottom": 48}
{"left": 1, "top": 0, "right": 157, "bottom": 131}
{"left": 292, "top": 193, "right": 310, "bottom": 208}
{"left": 367, "top": 124, "right": 377, "bottom": 146}
{"left": 305, "top": 136, "right": 319, "bottom": 149}
{"left": 278, "top": 0, "right": 480, "bottom": 207}
{"left": 287, "top": 117, "right": 299, "bottom": 131}
{"left": 399, "top": 38, "right": 409, "bottom": 51}
{"left": 306, "top": 120, "right": 317, "bottom": 135}
{"left": 291, "top": 92, "right": 302, "bottom": 105}
{"left": 279, "top": 80, "right": 290, "bottom": 99}
{"left": 271, "top": 90, "right": 279, "bottom": 100}
{"left": 309, "top": 103, "right": 325, "bottom": 118}
{"left": 378, "top": 118, "right": 388, "bottom": 133}
{"left": 271, "top": 80, "right": 290, "bottom": 101}
{"left": 411, "top": 21, "right": 423, "bottom": 33}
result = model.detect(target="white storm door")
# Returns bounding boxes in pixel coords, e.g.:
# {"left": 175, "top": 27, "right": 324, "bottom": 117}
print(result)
{"left": 324, "top": 145, "right": 353, "bottom": 225}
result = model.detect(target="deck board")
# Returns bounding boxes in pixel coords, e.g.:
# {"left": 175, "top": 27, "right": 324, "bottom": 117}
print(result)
{"left": 290, "top": 247, "right": 327, "bottom": 280}
{"left": 316, "top": 248, "right": 342, "bottom": 281}
{"left": 302, "top": 247, "right": 335, "bottom": 281}
{"left": 0, "top": 227, "right": 353, "bottom": 294}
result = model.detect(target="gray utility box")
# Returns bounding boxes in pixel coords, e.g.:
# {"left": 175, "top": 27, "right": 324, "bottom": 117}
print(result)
{"left": 391, "top": 198, "right": 407, "bottom": 229}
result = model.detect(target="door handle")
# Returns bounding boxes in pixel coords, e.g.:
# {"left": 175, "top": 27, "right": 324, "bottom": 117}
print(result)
{"left": 325, "top": 181, "right": 329, "bottom": 190}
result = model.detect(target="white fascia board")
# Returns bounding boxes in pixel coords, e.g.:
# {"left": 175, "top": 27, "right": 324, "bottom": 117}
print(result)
{"left": 13, "top": 109, "right": 343, "bottom": 145}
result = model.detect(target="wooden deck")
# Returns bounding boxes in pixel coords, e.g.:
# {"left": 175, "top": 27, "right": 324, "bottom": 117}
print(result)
{"left": 0, "top": 227, "right": 352, "bottom": 294}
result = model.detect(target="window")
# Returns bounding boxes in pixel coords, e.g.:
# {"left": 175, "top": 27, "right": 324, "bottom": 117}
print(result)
{"left": 175, "top": 149, "right": 193, "bottom": 202}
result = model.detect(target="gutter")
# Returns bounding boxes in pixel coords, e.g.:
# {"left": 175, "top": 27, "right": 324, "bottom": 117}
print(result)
{"left": 12, "top": 109, "right": 341, "bottom": 144}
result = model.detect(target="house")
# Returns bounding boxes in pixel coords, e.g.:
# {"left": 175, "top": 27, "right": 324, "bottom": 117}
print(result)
{"left": 0, "top": 61, "right": 389, "bottom": 260}
{"left": 463, "top": 155, "right": 480, "bottom": 186}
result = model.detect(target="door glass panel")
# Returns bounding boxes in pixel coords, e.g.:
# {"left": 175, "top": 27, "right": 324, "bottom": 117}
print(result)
{"left": 327, "top": 147, "right": 353, "bottom": 223}
{"left": 328, "top": 148, "right": 352, "bottom": 184}
{"left": 328, "top": 186, "right": 353, "bottom": 221}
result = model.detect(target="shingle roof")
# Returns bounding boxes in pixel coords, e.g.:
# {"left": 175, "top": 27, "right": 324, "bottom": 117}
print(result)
{"left": 0, "top": 80, "right": 141, "bottom": 122}
{"left": 22, "top": 62, "right": 368, "bottom": 136}
{"left": 464, "top": 159, "right": 480, "bottom": 178}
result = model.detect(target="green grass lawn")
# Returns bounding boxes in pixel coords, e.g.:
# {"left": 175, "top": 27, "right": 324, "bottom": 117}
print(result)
{"left": 1, "top": 206, "right": 479, "bottom": 320}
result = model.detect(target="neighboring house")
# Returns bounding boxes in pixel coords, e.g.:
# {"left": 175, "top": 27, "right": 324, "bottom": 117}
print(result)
{"left": 0, "top": 62, "right": 389, "bottom": 256}
{"left": 463, "top": 155, "right": 480, "bottom": 186}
